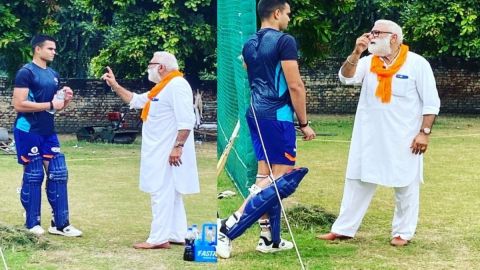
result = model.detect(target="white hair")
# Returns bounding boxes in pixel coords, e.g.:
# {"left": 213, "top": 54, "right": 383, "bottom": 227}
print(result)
{"left": 153, "top": 51, "right": 179, "bottom": 71}
{"left": 374, "top": 19, "right": 403, "bottom": 44}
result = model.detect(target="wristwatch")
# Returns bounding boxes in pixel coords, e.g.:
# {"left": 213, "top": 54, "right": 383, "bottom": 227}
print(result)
{"left": 174, "top": 142, "right": 184, "bottom": 148}
{"left": 421, "top": 127, "right": 431, "bottom": 135}
{"left": 298, "top": 121, "right": 309, "bottom": 128}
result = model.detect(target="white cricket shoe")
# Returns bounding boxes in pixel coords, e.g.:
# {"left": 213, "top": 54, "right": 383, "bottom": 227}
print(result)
{"left": 28, "top": 225, "right": 45, "bottom": 236}
{"left": 256, "top": 236, "right": 294, "bottom": 253}
{"left": 216, "top": 219, "right": 232, "bottom": 259}
{"left": 48, "top": 225, "right": 83, "bottom": 237}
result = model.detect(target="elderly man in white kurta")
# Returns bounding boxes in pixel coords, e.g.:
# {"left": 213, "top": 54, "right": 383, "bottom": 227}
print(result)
{"left": 102, "top": 51, "right": 199, "bottom": 249}
{"left": 317, "top": 20, "right": 440, "bottom": 246}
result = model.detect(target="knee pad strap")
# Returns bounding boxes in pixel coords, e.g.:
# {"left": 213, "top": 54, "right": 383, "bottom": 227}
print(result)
{"left": 258, "top": 218, "right": 270, "bottom": 229}
{"left": 248, "top": 184, "right": 262, "bottom": 196}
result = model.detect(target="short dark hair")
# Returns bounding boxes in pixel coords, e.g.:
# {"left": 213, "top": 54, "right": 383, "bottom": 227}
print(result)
{"left": 257, "top": 0, "right": 289, "bottom": 21}
{"left": 30, "top": 35, "right": 56, "bottom": 52}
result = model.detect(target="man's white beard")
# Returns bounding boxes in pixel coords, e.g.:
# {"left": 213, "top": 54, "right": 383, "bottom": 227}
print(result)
{"left": 148, "top": 67, "right": 161, "bottom": 83}
{"left": 368, "top": 37, "right": 392, "bottom": 57}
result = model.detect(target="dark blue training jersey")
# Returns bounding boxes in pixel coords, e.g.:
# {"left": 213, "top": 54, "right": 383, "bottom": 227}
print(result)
{"left": 13, "top": 62, "right": 60, "bottom": 135}
{"left": 242, "top": 28, "right": 298, "bottom": 122}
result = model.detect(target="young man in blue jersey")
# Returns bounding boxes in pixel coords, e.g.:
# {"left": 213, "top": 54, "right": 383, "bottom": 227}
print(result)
{"left": 217, "top": 0, "right": 315, "bottom": 258}
{"left": 12, "top": 35, "right": 82, "bottom": 237}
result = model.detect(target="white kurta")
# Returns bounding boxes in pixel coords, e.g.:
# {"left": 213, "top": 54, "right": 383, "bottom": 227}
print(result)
{"left": 130, "top": 77, "right": 200, "bottom": 194}
{"left": 339, "top": 52, "right": 440, "bottom": 187}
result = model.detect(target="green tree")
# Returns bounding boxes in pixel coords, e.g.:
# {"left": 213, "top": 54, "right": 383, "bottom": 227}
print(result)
{"left": 87, "top": 0, "right": 216, "bottom": 81}
{"left": 1, "top": 0, "right": 216, "bottom": 82}
{"left": 399, "top": 0, "right": 480, "bottom": 58}
{"left": 50, "top": 0, "right": 104, "bottom": 78}
{"left": 0, "top": 0, "right": 61, "bottom": 79}
{"left": 331, "top": 0, "right": 401, "bottom": 57}
{"left": 286, "top": 0, "right": 480, "bottom": 62}
{"left": 286, "top": 0, "right": 355, "bottom": 65}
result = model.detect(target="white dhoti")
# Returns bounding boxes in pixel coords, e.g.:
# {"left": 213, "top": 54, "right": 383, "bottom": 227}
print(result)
{"left": 147, "top": 188, "right": 187, "bottom": 244}
{"left": 331, "top": 178, "right": 420, "bottom": 240}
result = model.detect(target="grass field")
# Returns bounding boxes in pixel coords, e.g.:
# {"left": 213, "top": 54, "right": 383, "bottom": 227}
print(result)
{"left": 0, "top": 136, "right": 217, "bottom": 270}
{"left": 218, "top": 114, "right": 480, "bottom": 270}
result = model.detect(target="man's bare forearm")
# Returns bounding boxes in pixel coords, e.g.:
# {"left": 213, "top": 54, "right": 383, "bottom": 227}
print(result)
{"left": 13, "top": 99, "right": 50, "bottom": 113}
{"left": 341, "top": 52, "right": 361, "bottom": 78}
{"left": 421, "top": 114, "right": 436, "bottom": 130}
{"left": 175, "top": 129, "right": 191, "bottom": 145}
{"left": 111, "top": 83, "right": 133, "bottom": 103}
{"left": 289, "top": 83, "right": 308, "bottom": 124}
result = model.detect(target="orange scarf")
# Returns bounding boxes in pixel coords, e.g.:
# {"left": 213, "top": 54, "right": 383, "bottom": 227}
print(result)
{"left": 370, "top": 44, "right": 409, "bottom": 103}
{"left": 141, "top": 70, "right": 183, "bottom": 122}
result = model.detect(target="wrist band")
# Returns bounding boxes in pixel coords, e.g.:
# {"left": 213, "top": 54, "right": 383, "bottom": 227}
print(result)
{"left": 346, "top": 56, "right": 358, "bottom": 66}
{"left": 49, "top": 101, "right": 54, "bottom": 110}
{"left": 299, "top": 121, "right": 309, "bottom": 128}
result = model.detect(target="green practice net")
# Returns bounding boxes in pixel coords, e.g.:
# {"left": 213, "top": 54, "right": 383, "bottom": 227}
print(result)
{"left": 217, "top": 0, "right": 257, "bottom": 197}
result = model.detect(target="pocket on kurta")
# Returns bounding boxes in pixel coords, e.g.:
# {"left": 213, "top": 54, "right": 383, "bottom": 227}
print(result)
{"left": 391, "top": 74, "right": 411, "bottom": 97}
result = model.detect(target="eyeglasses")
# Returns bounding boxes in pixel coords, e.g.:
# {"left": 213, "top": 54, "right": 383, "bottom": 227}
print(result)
{"left": 370, "top": 30, "right": 393, "bottom": 38}
{"left": 147, "top": 62, "right": 161, "bottom": 67}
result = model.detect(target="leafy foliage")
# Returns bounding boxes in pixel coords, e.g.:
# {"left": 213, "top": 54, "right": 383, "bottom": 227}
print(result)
{"left": 0, "top": 0, "right": 216, "bottom": 82}
{"left": 86, "top": 0, "right": 216, "bottom": 81}
{"left": 331, "top": 0, "right": 402, "bottom": 57}
{"left": 287, "top": 0, "right": 356, "bottom": 65}
{"left": 0, "top": 0, "right": 60, "bottom": 79}
{"left": 288, "top": 0, "right": 480, "bottom": 62}
{"left": 1, "top": 0, "right": 478, "bottom": 81}
{"left": 400, "top": 0, "right": 480, "bottom": 58}
{"left": 50, "top": 0, "right": 105, "bottom": 78}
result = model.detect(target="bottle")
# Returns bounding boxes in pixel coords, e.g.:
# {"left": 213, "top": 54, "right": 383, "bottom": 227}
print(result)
{"left": 206, "top": 225, "right": 215, "bottom": 245}
{"left": 47, "top": 89, "right": 65, "bottom": 114}
{"left": 192, "top": 224, "right": 200, "bottom": 240}
{"left": 183, "top": 228, "right": 195, "bottom": 261}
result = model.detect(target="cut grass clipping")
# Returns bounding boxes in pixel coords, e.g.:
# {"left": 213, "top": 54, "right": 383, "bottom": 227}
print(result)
{"left": 283, "top": 205, "right": 336, "bottom": 231}
{"left": 0, "top": 222, "right": 49, "bottom": 250}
